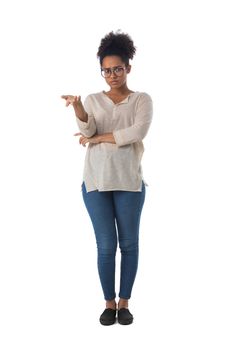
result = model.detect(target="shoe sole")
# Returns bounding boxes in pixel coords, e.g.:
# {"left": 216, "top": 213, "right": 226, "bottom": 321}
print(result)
{"left": 99, "top": 318, "right": 116, "bottom": 326}
{"left": 117, "top": 318, "right": 133, "bottom": 325}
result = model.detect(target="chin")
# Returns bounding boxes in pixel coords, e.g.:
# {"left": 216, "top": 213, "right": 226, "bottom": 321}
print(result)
{"left": 110, "top": 82, "right": 121, "bottom": 88}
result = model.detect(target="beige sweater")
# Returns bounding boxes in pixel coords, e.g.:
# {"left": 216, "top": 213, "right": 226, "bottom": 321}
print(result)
{"left": 76, "top": 91, "right": 153, "bottom": 192}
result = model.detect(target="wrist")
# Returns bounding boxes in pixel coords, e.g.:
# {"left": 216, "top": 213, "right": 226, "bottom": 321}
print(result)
{"left": 74, "top": 105, "right": 88, "bottom": 121}
{"left": 97, "top": 134, "right": 102, "bottom": 142}
{"left": 97, "top": 133, "right": 115, "bottom": 144}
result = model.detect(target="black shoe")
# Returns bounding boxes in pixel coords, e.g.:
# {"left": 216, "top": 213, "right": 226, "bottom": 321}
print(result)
{"left": 117, "top": 308, "right": 133, "bottom": 325}
{"left": 99, "top": 308, "right": 117, "bottom": 326}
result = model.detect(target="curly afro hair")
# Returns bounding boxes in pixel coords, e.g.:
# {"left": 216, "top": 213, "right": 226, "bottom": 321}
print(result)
{"left": 97, "top": 30, "right": 136, "bottom": 66}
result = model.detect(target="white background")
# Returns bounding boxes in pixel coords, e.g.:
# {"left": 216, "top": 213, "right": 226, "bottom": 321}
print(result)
{"left": 0, "top": 0, "right": 232, "bottom": 349}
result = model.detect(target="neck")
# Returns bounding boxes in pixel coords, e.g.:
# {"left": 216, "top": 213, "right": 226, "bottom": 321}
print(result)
{"left": 109, "top": 84, "right": 131, "bottom": 95}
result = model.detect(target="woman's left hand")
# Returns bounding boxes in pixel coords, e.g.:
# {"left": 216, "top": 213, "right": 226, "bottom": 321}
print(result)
{"left": 74, "top": 132, "right": 100, "bottom": 147}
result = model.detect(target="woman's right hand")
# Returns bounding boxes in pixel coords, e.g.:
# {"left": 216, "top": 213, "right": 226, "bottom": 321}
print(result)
{"left": 61, "top": 94, "right": 88, "bottom": 122}
{"left": 61, "top": 95, "right": 82, "bottom": 108}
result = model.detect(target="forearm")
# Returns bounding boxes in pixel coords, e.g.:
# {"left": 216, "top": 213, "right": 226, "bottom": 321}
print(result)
{"left": 73, "top": 104, "right": 88, "bottom": 122}
{"left": 98, "top": 133, "right": 116, "bottom": 144}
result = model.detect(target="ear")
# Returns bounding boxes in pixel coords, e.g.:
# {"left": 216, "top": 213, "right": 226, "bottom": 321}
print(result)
{"left": 126, "top": 65, "right": 131, "bottom": 74}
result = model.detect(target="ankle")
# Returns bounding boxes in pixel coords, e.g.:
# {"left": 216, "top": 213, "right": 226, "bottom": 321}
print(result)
{"left": 106, "top": 299, "right": 116, "bottom": 310}
{"left": 118, "top": 298, "right": 128, "bottom": 310}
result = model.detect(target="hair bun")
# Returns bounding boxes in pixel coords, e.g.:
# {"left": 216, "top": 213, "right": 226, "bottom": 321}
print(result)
{"left": 97, "top": 30, "right": 136, "bottom": 65}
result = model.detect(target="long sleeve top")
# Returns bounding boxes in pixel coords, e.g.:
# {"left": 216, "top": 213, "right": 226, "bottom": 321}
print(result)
{"left": 76, "top": 90, "right": 153, "bottom": 193}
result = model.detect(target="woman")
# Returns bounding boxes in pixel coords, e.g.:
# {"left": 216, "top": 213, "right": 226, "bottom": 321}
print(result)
{"left": 61, "top": 30, "right": 153, "bottom": 326}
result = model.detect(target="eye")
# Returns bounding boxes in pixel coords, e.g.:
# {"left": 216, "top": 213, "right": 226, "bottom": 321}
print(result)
{"left": 115, "top": 67, "right": 123, "bottom": 73}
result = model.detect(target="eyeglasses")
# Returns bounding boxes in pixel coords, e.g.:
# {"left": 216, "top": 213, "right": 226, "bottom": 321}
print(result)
{"left": 101, "top": 66, "right": 127, "bottom": 78}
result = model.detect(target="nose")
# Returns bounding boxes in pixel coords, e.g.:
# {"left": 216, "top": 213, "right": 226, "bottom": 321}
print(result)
{"left": 109, "top": 70, "right": 117, "bottom": 77}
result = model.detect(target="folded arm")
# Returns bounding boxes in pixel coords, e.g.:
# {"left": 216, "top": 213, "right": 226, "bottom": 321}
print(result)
{"left": 113, "top": 93, "right": 153, "bottom": 146}
{"left": 75, "top": 93, "right": 153, "bottom": 147}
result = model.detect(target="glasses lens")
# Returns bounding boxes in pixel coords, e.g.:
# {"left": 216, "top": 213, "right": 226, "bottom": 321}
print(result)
{"left": 114, "top": 67, "right": 124, "bottom": 76}
{"left": 101, "top": 68, "right": 110, "bottom": 78}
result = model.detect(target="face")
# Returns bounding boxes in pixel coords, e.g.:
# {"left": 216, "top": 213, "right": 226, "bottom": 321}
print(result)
{"left": 101, "top": 55, "right": 131, "bottom": 89}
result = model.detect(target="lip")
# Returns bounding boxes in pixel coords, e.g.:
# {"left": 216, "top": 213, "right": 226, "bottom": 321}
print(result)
{"left": 111, "top": 81, "right": 119, "bottom": 84}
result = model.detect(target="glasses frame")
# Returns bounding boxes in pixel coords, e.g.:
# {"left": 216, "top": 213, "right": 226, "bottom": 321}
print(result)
{"left": 100, "top": 65, "right": 127, "bottom": 78}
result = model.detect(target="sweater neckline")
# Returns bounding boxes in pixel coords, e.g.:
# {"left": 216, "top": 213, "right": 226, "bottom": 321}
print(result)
{"left": 101, "top": 91, "right": 138, "bottom": 105}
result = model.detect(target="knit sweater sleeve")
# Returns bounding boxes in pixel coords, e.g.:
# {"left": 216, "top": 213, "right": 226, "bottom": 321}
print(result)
{"left": 75, "top": 95, "right": 97, "bottom": 137}
{"left": 113, "top": 93, "right": 153, "bottom": 146}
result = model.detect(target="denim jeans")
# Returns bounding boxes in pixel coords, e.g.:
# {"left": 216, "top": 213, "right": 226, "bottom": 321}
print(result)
{"left": 81, "top": 181, "right": 146, "bottom": 300}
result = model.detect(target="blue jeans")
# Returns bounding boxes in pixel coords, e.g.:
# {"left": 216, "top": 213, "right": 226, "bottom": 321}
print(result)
{"left": 81, "top": 181, "right": 146, "bottom": 300}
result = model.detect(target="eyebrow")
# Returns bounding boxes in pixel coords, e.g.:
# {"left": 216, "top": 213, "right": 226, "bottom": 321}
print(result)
{"left": 101, "top": 65, "right": 124, "bottom": 70}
